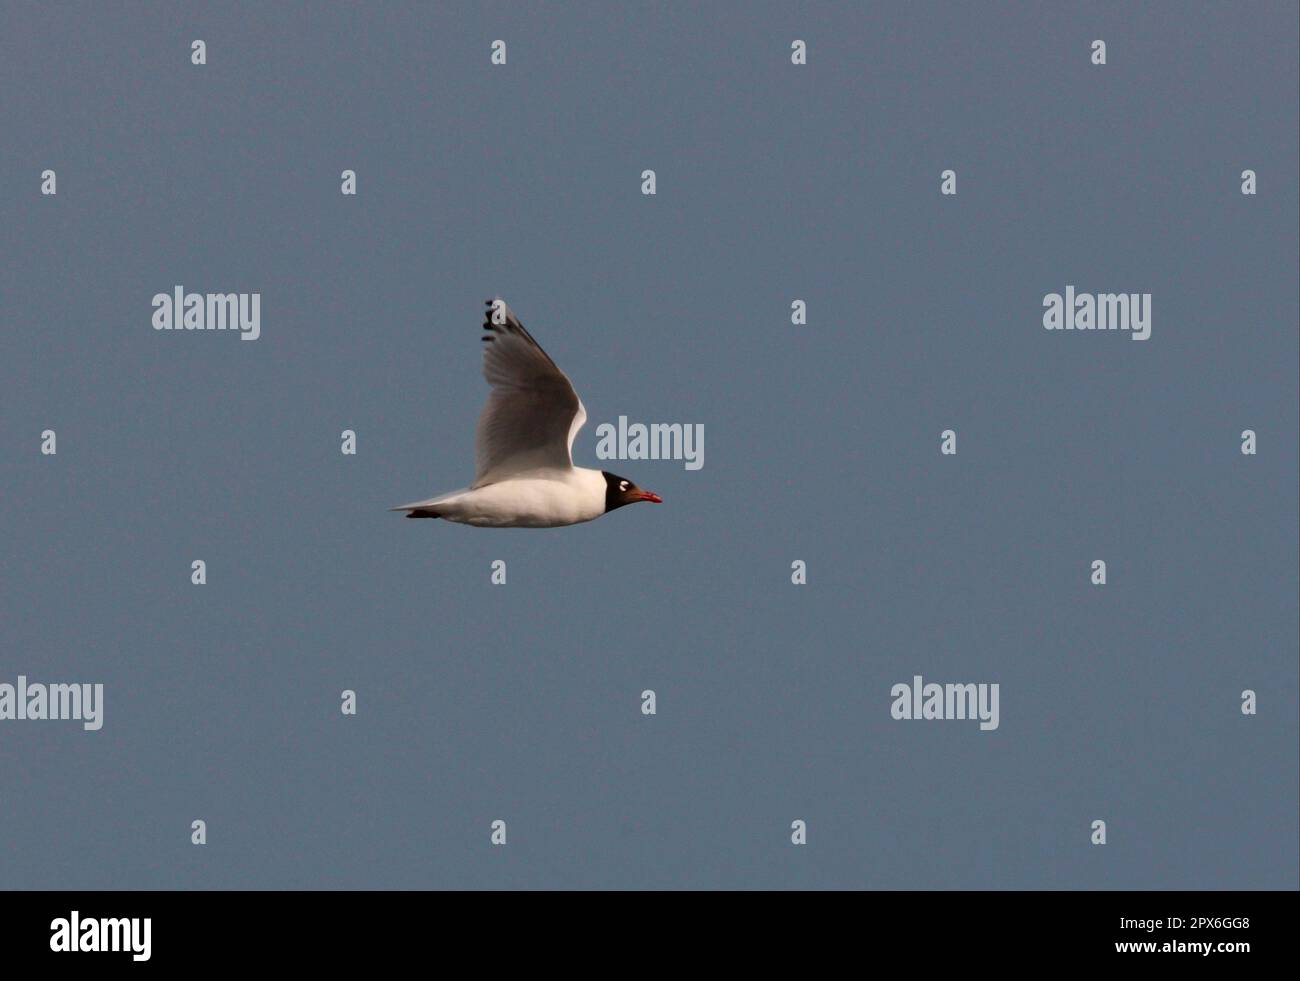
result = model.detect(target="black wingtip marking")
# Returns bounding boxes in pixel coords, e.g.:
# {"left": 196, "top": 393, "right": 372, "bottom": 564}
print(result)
{"left": 406, "top": 509, "right": 441, "bottom": 519}
{"left": 476, "top": 300, "right": 560, "bottom": 371}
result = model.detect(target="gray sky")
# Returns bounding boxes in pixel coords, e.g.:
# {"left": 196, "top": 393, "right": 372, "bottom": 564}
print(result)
{"left": 2, "top": 1, "right": 1296, "bottom": 888}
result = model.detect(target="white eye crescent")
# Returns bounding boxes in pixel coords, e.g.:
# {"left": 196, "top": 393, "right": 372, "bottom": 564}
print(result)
{"left": 619, "top": 480, "right": 629, "bottom": 491}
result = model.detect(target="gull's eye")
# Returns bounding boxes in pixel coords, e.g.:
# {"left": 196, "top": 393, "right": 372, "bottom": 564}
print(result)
{"left": 619, "top": 480, "right": 629, "bottom": 492}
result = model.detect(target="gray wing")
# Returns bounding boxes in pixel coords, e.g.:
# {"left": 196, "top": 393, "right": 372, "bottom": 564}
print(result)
{"left": 473, "top": 299, "right": 587, "bottom": 487}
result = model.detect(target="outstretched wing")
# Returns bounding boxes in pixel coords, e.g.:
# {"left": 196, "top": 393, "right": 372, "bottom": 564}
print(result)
{"left": 474, "top": 299, "right": 587, "bottom": 487}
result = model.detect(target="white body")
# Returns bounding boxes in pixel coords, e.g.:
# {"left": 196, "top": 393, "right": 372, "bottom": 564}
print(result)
{"left": 407, "top": 468, "right": 607, "bottom": 528}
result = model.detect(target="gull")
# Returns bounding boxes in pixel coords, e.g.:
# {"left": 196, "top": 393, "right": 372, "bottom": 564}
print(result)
{"left": 391, "top": 300, "right": 662, "bottom": 528}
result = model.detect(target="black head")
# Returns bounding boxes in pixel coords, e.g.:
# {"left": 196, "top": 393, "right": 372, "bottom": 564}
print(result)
{"left": 602, "top": 471, "right": 663, "bottom": 513}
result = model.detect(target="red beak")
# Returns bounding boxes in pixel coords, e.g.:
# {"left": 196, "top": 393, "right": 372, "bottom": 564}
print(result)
{"left": 638, "top": 491, "right": 663, "bottom": 504}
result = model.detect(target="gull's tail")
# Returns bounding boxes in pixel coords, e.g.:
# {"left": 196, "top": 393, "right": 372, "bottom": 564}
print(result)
{"left": 390, "top": 488, "right": 468, "bottom": 519}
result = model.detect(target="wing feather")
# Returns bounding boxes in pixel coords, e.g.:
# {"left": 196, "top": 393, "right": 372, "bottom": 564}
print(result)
{"left": 474, "top": 300, "right": 586, "bottom": 487}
